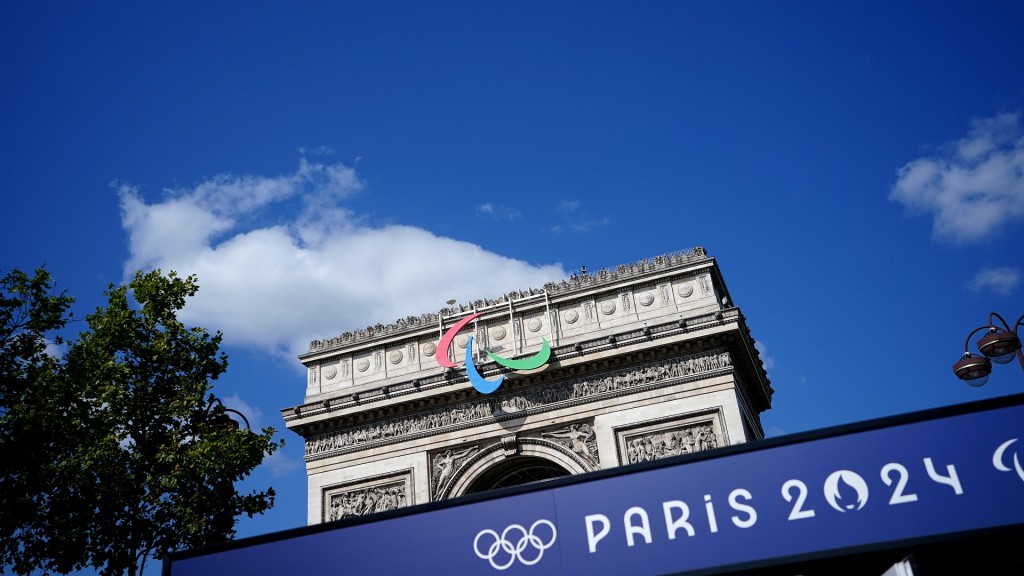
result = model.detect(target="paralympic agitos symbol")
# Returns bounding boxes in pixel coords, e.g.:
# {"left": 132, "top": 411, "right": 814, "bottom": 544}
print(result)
{"left": 435, "top": 312, "right": 551, "bottom": 394}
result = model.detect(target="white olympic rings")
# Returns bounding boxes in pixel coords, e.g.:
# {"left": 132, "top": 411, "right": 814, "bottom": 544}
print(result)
{"left": 473, "top": 519, "right": 558, "bottom": 570}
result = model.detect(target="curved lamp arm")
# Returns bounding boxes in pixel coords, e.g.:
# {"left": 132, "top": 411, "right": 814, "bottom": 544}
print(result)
{"left": 209, "top": 396, "right": 252, "bottom": 430}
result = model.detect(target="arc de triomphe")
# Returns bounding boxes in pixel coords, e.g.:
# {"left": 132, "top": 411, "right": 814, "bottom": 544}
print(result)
{"left": 283, "top": 247, "right": 772, "bottom": 525}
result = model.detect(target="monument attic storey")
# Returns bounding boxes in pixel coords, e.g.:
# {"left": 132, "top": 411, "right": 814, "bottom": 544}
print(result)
{"left": 282, "top": 247, "right": 773, "bottom": 524}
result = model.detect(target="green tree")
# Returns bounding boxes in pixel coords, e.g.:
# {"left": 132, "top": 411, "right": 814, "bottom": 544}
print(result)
{"left": 0, "top": 268, "right": 79, "bottom": 574}
{"left": 1, "top": 269, "right": 281, "bottom": 576}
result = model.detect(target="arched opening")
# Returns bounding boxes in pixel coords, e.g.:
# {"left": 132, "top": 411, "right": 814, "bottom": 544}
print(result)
{"left": 463, "top": 456, "right": 571, "bottom": 494}
{"left": 440, "top": 438, "right": 592, "bottom": 500}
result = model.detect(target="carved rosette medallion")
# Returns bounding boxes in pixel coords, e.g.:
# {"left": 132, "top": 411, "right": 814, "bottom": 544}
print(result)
{"left": 600, "top": 301, "right": 616, "bottom": 315}
{"left": 455, "top": 335, "right": 469, "bottom": 348}
{"left": 527, "top": 318, "right": 543, "bottom": 333}
{"left": 388, "top": 350, "right": 403, "bottom": 365}
{"left": 638, "top": 292, "right": 655, "bottom": 307}
{"left": 323, "top": 366, "right": 338, "bottom": 380}
{"left": 677, "top": 283, "right": 694, "bottom": 298}
{"left": 422, "top": 342, "right": 436, "bottom": 357}
{"left": 490, "top": 326, "right": 506, "bottom": 340}
{"left": 563, "top": 309, "right": 579, "bottom": 324}
{"left": 355, "top": 358, "right": 370, "bottom": 373}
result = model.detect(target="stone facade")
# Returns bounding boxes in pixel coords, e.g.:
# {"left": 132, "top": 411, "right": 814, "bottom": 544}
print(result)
{"left": 284, "top": 247, "right": 773, "bottom": 525}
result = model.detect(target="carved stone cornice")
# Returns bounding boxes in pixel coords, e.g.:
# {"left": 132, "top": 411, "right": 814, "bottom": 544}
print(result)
{"left": 285, "top": 309, "right": 742, "bottom": 427}
{"left": 303, "top": 348, "right": 733, "bottom": 462}
{"left": 304, "top": 247, "right": 709, "bottom": 354}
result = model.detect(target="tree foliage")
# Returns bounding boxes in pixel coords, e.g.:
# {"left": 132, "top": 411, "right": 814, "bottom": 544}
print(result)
{"left": 0, "top": 269, "right": 281, "bottom": 576}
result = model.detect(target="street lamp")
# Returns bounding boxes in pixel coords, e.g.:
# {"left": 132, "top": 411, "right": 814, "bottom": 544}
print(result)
{"left": 952, "top": 312, "right": 1024, "bottom": 387}
{"left": 209, "top": 396, "right": 252, "bottom": 430}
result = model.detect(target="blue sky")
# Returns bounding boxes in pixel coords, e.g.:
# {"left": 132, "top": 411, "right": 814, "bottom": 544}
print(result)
{"left": 2, "top": 1, "right": 1023, "bottom": 572}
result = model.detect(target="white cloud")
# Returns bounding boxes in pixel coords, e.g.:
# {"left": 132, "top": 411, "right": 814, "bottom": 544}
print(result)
{"left": 296, "top": 145, "right": 336, "bottom": 156}
{"left": 119, "top": 160, "right": 566, "bottom": 359}
{"left": 889, "top": 111, "right": 1024, "bottom": 244}
{"left": 262, "top": 448, "right": 301, "bottom": 477}
{"left": 221, "top": 393, "right": 264, "bottom": 430}
{"left": 556, "top": 200, "right": 580, "bottom": 214}
{"left": 968, "top": 266, "right": 1020, "bottom": 295}
{"left": 550, "top": 199, "right": 610, "bottom": 233}
{"left": 475, "top": 202, "right": 521, "bottom": 221}
{"left": 44, "top": 339, "right": 67, "bottom": 360}
{"left": 754, "top": 340, "right": 775, "bottom": 372}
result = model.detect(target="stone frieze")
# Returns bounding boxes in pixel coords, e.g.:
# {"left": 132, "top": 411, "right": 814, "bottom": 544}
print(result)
{"left": 304, "top": 349, "right": 732, "bottom": 461}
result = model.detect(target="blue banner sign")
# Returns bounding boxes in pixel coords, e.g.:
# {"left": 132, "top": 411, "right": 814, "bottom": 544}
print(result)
{"left": 167, "top": 395, "right": 1024, "bottom": 575}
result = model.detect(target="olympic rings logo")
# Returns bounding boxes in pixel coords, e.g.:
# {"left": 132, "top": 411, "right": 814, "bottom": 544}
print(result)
{"left": 473, "top": 519, "right": 558, "bottom": 570}
{"left": 436, "top": 312, "right": 552, "bottom": 394}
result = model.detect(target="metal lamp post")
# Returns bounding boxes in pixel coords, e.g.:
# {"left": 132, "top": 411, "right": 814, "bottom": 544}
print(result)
{"left": 952, "top": 312, "right": 1024, "bottom": 387}
{"left": 210, "top": 396, "right": 252, "bottom": 430}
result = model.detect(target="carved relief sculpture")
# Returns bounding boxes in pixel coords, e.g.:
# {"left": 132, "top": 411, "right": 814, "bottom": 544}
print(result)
{"left": 542, "top": 423, "right": 598, "bottom": 468}
{"left": 431, "top": 445, "right": 479, "bottom": 500}
{"left": 624, "top": 422, "right": 719, "bottom": 464}
{"left": 326, "top": 480, "right": 408, "bottom": 521}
